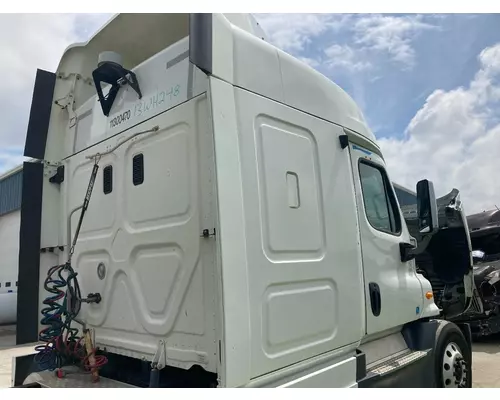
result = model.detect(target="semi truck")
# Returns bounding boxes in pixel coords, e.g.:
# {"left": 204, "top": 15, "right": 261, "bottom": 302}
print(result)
{"left": 12, "top": 13, "right": 476, "bottom": 388}
{"left": 457, "top": 209, "right": 500, "bottom": 338}
{"left": 393, "top": 183, "right": 480, "bottom": 322}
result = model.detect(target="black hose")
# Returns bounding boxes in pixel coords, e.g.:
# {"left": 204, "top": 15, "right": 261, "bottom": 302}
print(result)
{"left": 149, "top": 368, "right": 160, "bottom": 388}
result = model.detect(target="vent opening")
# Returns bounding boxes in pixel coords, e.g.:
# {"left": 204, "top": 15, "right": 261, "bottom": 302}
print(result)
{"left": 103, "top": 165, "right": 113, "bottom": 194}
{"left": 133, "top": 154, "right": 144, "bottom": 186}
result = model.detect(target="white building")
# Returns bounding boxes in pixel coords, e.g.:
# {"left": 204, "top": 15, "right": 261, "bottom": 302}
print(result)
{"left": 0, "top": 163, "right": 22, "bottom": 324}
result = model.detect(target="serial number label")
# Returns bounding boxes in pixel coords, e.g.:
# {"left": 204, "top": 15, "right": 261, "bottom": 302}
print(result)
{"left": 108, "top": 84, "right": 182, "bottom": 130}
{"left": 109, "top": 110, "right": 131, "bottom": 128}
{"left": 134, "top": 85, "right": 181, "bottom": 118}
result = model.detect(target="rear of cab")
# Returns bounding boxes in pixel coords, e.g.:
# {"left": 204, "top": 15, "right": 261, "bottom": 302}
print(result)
{"left": 18, "top": 13, "right": 472, "bottom": 388}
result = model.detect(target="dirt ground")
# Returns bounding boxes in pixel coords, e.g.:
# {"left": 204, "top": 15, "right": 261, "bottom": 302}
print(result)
{"left": 1, "top": 324, "right": 499, "bottom": 388}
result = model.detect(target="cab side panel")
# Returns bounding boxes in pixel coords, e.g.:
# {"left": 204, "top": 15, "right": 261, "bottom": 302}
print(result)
{"left": 231, "top": 87, "right": 365, "bottom": 378}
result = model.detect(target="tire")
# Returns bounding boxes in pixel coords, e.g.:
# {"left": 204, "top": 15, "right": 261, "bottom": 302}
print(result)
{"left": 434, "top": 322, "right": 472, "bottom": 388}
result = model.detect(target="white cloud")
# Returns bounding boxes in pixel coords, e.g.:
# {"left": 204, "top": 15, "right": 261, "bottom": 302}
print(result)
{"left": 255, "top": 13, "right": 343, "bottom": 53}
{"left": 380, "top": 43, "right": 500, "bottom": 214}
{"left": 324, "top": 44, "right": 372, "bottom": 71}
{"left": 352, "top": 14, "right": 436, "bottom": 68}
{"left": 0, "top": 13, "right": 111, "bottom": 173}
{"left": 256, "top": 13, "right": 436, "bottom": 81}
{"left": 298, "top": 56, "right": 320, "bottom": 68}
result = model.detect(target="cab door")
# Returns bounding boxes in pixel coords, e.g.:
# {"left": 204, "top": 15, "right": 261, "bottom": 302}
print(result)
{"left": 349, "top": 143, "right": 424, "bottom": 335}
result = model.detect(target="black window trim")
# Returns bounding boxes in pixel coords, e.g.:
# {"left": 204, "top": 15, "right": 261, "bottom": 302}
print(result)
{"left": 358, "top": 159, "right": 402, "bottom": 237}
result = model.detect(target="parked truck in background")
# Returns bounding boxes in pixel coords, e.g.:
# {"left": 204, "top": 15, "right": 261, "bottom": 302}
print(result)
{"left": 456, "top": 208, "right": 500, "bottom": 338}
{"left": 393, "top": 183, "right": 480, "bottom": 321}
{"left": 12, "top": 13, "right": 476, "bottom": 388}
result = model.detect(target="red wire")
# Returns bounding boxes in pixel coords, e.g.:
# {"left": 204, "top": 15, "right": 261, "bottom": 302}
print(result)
{"left": 83, "top": 351, "right": 108, "bottom": 370}
{"left": 42, "top": 262, "right": 109, "bottom": 372}
{"left": 61, "top": 333, "right": 108, "bottom": 370}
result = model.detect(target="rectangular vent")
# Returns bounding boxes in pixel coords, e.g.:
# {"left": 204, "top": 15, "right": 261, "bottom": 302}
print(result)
{"left": 133, "top": 154, "right": 144, "bottom": 186}
{"left": 103, "top": 165, "right": 113, "bottom": 194}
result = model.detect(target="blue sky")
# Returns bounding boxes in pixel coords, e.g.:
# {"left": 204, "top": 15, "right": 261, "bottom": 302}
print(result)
{"left": 255, "top": 13, "right": 500, "bottom": 213}
{"left": 0, "top": 13, "right": 499, "bottom": 213}
{"left": 257, "top": 14, "right": 500, "bottom": 137}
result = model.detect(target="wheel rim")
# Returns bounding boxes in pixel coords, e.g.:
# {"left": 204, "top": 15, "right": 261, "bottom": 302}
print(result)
{"left": 442, "top": 342, "right": 468, "bottom": 388}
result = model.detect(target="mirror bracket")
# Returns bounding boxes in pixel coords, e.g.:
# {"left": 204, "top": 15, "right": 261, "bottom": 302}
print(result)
{"left": 400, "top": 242, "right": 416, "bottom": 262}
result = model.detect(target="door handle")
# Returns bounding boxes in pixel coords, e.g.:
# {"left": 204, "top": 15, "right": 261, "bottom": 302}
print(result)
{"left": 369, "top": 282, "right": 381, "bottom": 317}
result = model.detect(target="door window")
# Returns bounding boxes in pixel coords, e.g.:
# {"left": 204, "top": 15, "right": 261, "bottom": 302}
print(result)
{"left": 359, "top": 161, "right": 401, "bottom": 235}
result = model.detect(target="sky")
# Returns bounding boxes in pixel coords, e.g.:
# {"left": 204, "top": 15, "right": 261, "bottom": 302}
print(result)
{"left": 0, "top": 13, "right": 500, "bottom": 214}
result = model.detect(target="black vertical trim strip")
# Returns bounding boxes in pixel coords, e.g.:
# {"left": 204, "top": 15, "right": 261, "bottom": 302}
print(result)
{"left": 189, "top": 13, "right": 213, "bottom": 75}
{"left": 24, "top": 69, "right": 56, "bottom": 159}
{"left": 16, "top": 161, "right": 43, "bottom": 345}
{"left": 355, "top": 349, "right": 367, "bottom": 382}
{"left": 13, "top": 353, "right": 38, "bottom": 386}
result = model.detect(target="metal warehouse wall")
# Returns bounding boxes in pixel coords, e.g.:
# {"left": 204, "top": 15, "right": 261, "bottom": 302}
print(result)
{"left": 0, "top": 169, "right": 22, "bottom": 217}
{"left": 0, "top": 209, "right": 21, "bottom": 284}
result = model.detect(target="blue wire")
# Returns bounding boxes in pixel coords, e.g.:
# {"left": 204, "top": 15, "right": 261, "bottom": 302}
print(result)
{"left": 36, "top": 262, "right": 86, "bottom": 371}
{"left": 36, "top": 266, "right": 68, "bottom": 370}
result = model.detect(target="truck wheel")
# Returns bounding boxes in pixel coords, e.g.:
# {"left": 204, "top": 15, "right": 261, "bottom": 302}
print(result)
{"left": 435, "top": 322, "right": 472, "bottom": 388}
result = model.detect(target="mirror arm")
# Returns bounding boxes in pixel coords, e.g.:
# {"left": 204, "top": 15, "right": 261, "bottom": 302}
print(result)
{"left": 400, "top": 242, "right": 416, "bottom": 262}
{"left": 400, "top": 235, "right": 433, "bottom": 263}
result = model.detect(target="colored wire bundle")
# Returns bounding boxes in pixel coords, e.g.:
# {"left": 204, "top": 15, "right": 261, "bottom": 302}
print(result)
{"left": 35, "top": 264, "right": 67, "bottom": 370}
{"left": 35, "top": 157, "right": 107, "bottom": 374}
{"left": 35, "top": 262, "right": 107, "bottom": 372}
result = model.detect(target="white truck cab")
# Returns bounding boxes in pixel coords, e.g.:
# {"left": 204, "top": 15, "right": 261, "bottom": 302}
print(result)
{"left": 13, "top": 13, "right": 474, "bottom": 388}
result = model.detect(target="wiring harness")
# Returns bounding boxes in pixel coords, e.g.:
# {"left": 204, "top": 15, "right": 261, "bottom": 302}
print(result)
{"left": 35, "top": 159, "right": 107, "bottom": 374}
{"left": 35, "top": 262, "right": 107, "bottom": 372}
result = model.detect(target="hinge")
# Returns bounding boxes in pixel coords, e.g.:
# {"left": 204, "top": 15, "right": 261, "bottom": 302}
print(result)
{"left": 151, "top": 340, "right": 167, "bottom": 370}
{"left": 339, "top": 134, "right": 349, "bottom": 149}
{"left": 201, "top": 228, "right": 216, "bottom": 238}
{"left": 49, "top": 165, "right": 65, "bottom": 184}
{"left": 40, "top": 246, "right": 65, "bottom": 253}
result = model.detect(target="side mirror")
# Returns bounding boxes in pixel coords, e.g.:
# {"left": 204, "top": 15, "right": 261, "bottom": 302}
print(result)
{"left": 416, "top": 179, "right": 439, "bottom": 234}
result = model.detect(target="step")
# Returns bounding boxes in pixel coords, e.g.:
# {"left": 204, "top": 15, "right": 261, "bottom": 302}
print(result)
{"left": 367, "top": 349, "right": 430, "bottom": 377}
